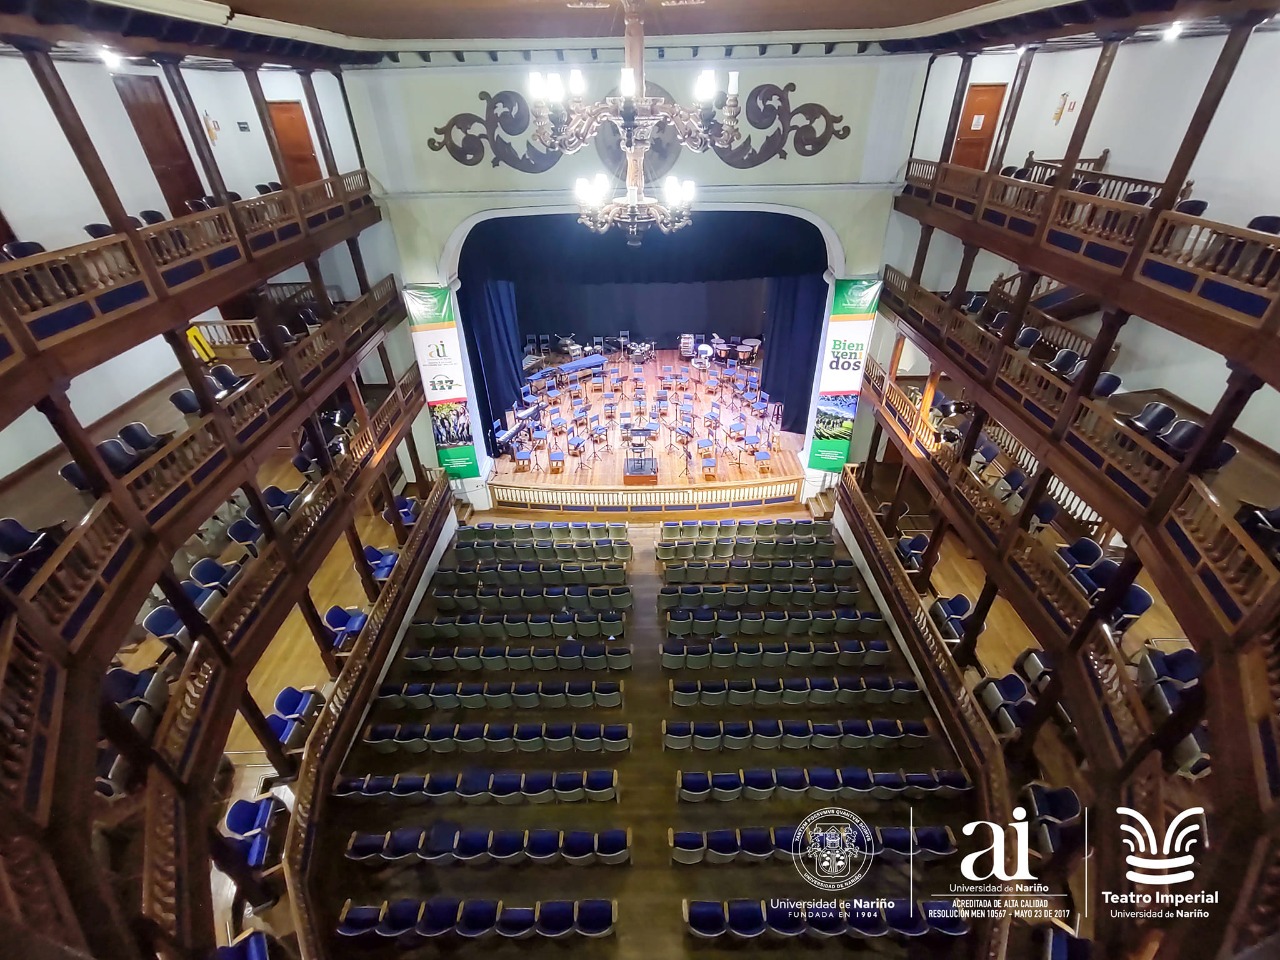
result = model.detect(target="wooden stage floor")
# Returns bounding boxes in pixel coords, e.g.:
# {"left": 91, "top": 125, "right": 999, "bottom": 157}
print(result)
{"left": 489, "top": 348, "right": 804, "bottom": 496}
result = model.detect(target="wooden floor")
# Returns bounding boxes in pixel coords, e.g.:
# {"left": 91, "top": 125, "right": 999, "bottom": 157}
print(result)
{"left": 309, "top": 513, "right": 984, "bottom": 960}
{"left": 490, "top": 349, "right": 803, "bottom": 488}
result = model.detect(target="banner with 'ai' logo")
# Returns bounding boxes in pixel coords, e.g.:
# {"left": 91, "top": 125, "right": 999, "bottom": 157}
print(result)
{"left": 405, "top": 284, "right": 480, "bottom": 480}
{"left": 807, "top": 278, "right": 882, "bottom": 472}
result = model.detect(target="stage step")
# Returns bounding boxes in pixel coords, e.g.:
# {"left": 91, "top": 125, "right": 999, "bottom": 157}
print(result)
{"left": 805, "top": 490, "right": 835, "bottom": 521}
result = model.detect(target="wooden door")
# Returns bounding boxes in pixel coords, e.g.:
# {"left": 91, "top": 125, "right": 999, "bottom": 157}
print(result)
{"left": 267, "top": 101, "right": 323, "bottom": 187}
{"left": 113, "top": 75, "right": 207, "bottom": 217}
{"left": 951, "top": 83, "right": 1007, "bottom": 170}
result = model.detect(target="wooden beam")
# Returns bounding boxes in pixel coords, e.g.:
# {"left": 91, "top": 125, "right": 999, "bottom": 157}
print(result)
{"left": 239, "top": 65, "right": 295, "bottom": 190}
{"left": 403, "top": 428, "right": 432, "bottom": 494}
{"left": 861, "top": 419, "right": 884, "bottom": 493}
{"left": 237, "top": 691, "right": 297, "bottom": 778}
{"left": 945, "top": 243, "right": 979, "bottom": 310}
{"left": 918, "top": 514, "right": 948, "bottom": 579}
{"left": 331, "top": 68, "right": 367, "bottom": 170}
{"left": 1050, "top": 308, "right": 1129, "bottom": 440}
{"left": 988, "top": 45, "right": 1038, "bottom": 173}
{"left": 887, "top": 334, "right": 907, "bottom": 381}
{"left": 938, "top": 53, "right": 975, "bottom": 164}
{"left": 346, "top": 237, "right": 372, "bottom": 294}
{"left": 919, "top": 368, "right": 941, "bottom": 419}
{"left": 304, "top": 259, "right": 335, "bottom": 319}
{"left": 909, "top": 224, "right": 935, "bottom": 284}
{"left": 380, "top": 470, "right": 408, "bottom": 545}
{"left": 298, "top": 590, "right": 340, "bottom": 678}
{"left": 346, "top": 523, "right": 380, "bottom": 602}
{"left": 956, "top": 576, "right": 998, "bottom": 665}
{"left": 298, "top": 69, "right": 339, "bottom": 179}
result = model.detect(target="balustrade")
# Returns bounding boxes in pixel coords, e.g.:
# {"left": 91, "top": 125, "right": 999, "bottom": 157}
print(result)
{"left": 298, "top": 176, "right": 347, "bottom": 226}
{"left": 0, "top": 617, "right": 60, "bottom": 821}
{"left": 1080, "top": 624, "right": 1151, "bottom": 759}
{"left": 1045, "top": 191, "right": 1152, "bottom": 273}
{"left": 932, "top": 163, "right": 985, "bottom": 215}
{"left": 1066, "top": 399, "right": 1177, "bottom": 508}
{"left": 1138, "top": 211, "right": 1280, "bottom": 327}
{"left": 222, "top": 365, "right": 295, "bottom": 441}
{"left": 290, "top": 326, "right": 339, "bottom": 385}
{"left": 125, "top": 419, "right": 228, "bottom": 523}
{"left": 977, "top": 176, "right": 1051, "bottom": 236}
{"left": 881, "top": 264, "right": 911, "bottom": 306}
{"left": 139, "top": 207, "right": 243, "bottom": 293}
{"left": 955, "top": 467, "right": 1013, "bottom": 543}
{"left": 0, "top": 235, "right": 154, "bottom": 346}
{"left": 17, "top": 500, "right": 133, "bottom": 644}
{"left": 282, "top": 476, "right": 341, "bottom": 556}
{"left": 208, "top": 547, "right": 289, "bottom": 653}
{"left": 945, "top": 311, "right": 1003, "bottom": 376}
{"left": 903, "top": 158, "right": 938, "bottom": 198}
{"left": 1022, "top": 149, "right": 1110, "bottom": 183}
{"left": 1008, "top": 528, "right": 1090, "bottom": 634}
{"left": 191, "top": 319, "right": 260, "bottom": 360}
{"left": 233, "top": 191, "right": 302, "bottom": 251}
{"left": 1166, "top": 480, "right": 1280, "bottom": 631}
{"left": 995, "top": 350, "right": 1070, "bottom": 427}
{"left": 341, "top": 169, "right": 373, "bottom": 203}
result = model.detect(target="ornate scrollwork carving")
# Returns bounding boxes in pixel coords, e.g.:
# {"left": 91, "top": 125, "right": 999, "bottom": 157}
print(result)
{"left": 712, "top": 82, "right": 850, "bottom": 169}
{"left": 427, "top": 91, "right": 562, "bottom": 173}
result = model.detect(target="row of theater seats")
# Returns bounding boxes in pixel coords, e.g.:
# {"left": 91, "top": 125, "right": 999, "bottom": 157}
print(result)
{"left": 436, "top": 561, "right": 629, "bottom": 587}
{"left": 266, "top": 685, "right": 325, "bottom": 749}
{"left": 670, "top": 824, "right": 957, "bottom": 863}
{"left": 403, "top": 642, "right": 634, "bottom": 672}
{"left": 345, "top": 825, "right": 631, "bottom": 865}
{"left": 670, "top": 676, "right": 921, "bottom": 706}
{"left": 1134, "top": 643, "right": 1211, "bottom": 780}
{"left": 411, "top": 612, "right": 627, "bottom": 641}
{"left": 1056, "top": 538, "right": 1154, "bottom": 633}
{"left": 363, "top": 721, "right": 633, "bottom": 754}
{"left": 221, "top": 794, "right": 286, "bottom": 872}
{"left": 675, "top": 767, "right": 971, "bottom": 801}
{"left": 665, "top": 607, "right": 884, "bottom": 636}
{"left": 661, "top": 718, "right": 930, "bottom": 751}
{"left": 658, "top": 583, "right": 860, "bottom": 608}
{"left": 656, "top": 537, "right": 837, "bottom": 561}
{"left": 455, "top": 539, "right": 632, "bottom": 563}
{"left": 432, "top": 585, "right": 634, "bottom": 613}
{"left": 684, "top": 898, "right": 967, "bottom": 939}
{"left": 334, "top": 770, "right": 619, "bottom": 804}
{"left": 375, "top": 680, "right": 623, "bottom": 710}
{"left": 660, "top": 638, "right": 891, "bottom": 668}
{"left": 659, "top": 517, "right": 833, "bottom": 539}
{"left": 663, "top": 558, "right": 857, "bottom": 583}
{"left": 337, "top": 897, "right": 617, "bottom": 940}
{"left": 458, "top": 521, "right": 629, "bottom": 541}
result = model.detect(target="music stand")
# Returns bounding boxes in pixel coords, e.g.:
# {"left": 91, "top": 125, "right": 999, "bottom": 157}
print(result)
{"left": 680, "top": 446, "right": 693, "bottom": 479}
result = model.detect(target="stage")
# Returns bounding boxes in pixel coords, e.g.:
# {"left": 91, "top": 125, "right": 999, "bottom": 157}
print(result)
{"left": 488, "top": 348, "right": 806, "bottom": 512}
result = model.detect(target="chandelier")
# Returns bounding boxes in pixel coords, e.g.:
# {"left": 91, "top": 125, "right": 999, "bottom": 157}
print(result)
{"left": 528, "top": 0, "right": 741, "bottom": 244}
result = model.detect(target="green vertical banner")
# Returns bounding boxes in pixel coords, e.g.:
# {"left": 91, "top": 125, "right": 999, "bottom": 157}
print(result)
{"left": 808, "top": 278, "right": 882, "bottom": 472}
{"left": 405, "top": 284, "right": 481, "bottom": 480}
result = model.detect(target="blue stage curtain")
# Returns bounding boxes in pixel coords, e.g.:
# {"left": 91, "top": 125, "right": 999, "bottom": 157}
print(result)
{"left": 762, "top": 273, "right": 830, "bottom": 434}
{"left": 457, "top": 278, "right": 525, "bottom": 454}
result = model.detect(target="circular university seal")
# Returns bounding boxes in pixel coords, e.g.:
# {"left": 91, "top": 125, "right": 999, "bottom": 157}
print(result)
{"left": 792, "top": 806, "right": 877, "bottom": 892}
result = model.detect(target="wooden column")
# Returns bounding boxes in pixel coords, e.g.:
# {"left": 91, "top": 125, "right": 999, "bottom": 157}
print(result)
{"left": 380, "top": 471, "right": 409, "bottom": 544}
{"left": 207, "top": 828, "right": 278, "bottom": 909}
{"left": 297, "top": 69, "right": 339, "bottom": 178}
{"left": 404, "top": 431, "right": 432, "bottom": 494}
{"left": 955, "top": 576, "right": 998, "bottom": 665}
{"left": 909, "top": 224, "right": 935, "bottom": 284}
{"left": 347, "top": 237, "right": 373, "bottom": 294}
{"left": 886, "top": 334, "right": 907, "bottom": 381}
{"left": 999, "top": 463, "right": 1055, "bottom": 553}
{"left": 1050, "top": 309, "right": 1129, "bottom": 438}
{"left": 985, "top": 271, "right": 1042, "bottom": 386}
{"left": 938, "top": 53, "right": 976, "bottom": 164}
{"left": 347, "top": 376, "right": 371, "bottom": 428}
{"left": 239, "top": 64, "right": 295, "bottom": 190}
{"left": 98, "top": 699, "right": 182, "bottom": 788}
{"left": 238, "top": 691, "right": 297, "bottom": 778}
{"left": 861, "top": 420, "right": 884, "bottom": 493}
{"left": 1147, "top": 366, "right": 1262, "bottom": 519}
{"left": 945, "top": 244, "right": 979, "bottom": 310}
{"left": 918, "top": 515, "right": 948, "bottom": 580}
{"left": 17, "top": 42, "right": 165, "bottom": 290}
{"left": 1123, "top": 14, "right": 1264, "bottom": 278}
{"left": 332, "top": 67, "right": 367, "bottom": 169}
{"left": 953, "top": 407, "right": 989, "bottom": 474}
{"left": 304, "top": 259, "right": 335, "bottom": 319}
{"left": 346, "top": 523, "right": 380, "bottom": 601}
{"left": 919, "top": 369, "right": 942, "bottom": 419}
{"left": 298, "top": 591, "right": 340, "bottom": 677}
{"left": 885, "top": 463, "right": 912, "bottom": 537}
{"left": 155, "top": 570, "right": 231, "bottom": 665}
{"left": 988, "top": 45, "right": 1038, "bottom": 172}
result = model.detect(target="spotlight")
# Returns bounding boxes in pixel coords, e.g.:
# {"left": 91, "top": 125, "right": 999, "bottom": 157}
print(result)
{"left": 99, "top": 48, "right": 123, "bottom": 70}
{"left": 1163, "top": 21, "right": 1183, "bottom": 41}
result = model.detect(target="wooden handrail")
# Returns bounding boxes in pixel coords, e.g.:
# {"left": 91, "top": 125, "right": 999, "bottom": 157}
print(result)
{"left": 0, "top": 614, "right": 62, "bottom": 822}
{"left": 1008, "top": 528, "right": 1090, "bottom": 632}
{"left": 1023, "top": 149, "right": 1110, "bottom": 180}
{"left": 1047, "top": 191, "right": 1152, "bottom": 272}
{"left": 284, "top": 469, "right": 451, "bottom": 960}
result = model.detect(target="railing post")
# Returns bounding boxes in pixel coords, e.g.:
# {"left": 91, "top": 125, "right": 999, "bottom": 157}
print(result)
{"left": 346, "top": 524, "right": 381, "bottom": 602}
{"left": 955, "top": 576, "right": 998, "bottom": 665}
{"left": 988, "top": 45, "right": 1038, "bottom": 173}
{"left": 1032, "top": 38, "right": 1123, "bottom": 245}
{"left": 156, "top": 570, "right": 232, "bottom": 666}
{"left": 1049, "top": 308, "right": 1128, "bottom": 439}
{"left": 238, "top": 690, "right": 298, "bottom": 779}
{"left": 987, "top": 271, "right": 1042, "bottom": 386}
{"left": 298, "top": 591, "right": 340, "bottom": 678}
{"left": 938, "top": 53, "right": 976, "bottom": 164}
{"left": 919, "top": 369, "right": 942, "bottom": 419}
{"left": 997, "top": 463, "right": 1054, "bottom": 555}
{"left": 162, "top": 329, "right": 238, "bottom": 445}
{"left": 297, "top": 69, "right": 340, "bottom": 179}
{"left": 1146, "top": 365, "right": 1262, "bottom": 519}
{"left": 1121, "top": 13, "right": 1264, "bottom": 280}
{"left": 15, "top": 40, "right": 167, "bottom": 294}
{"left": 952, "top": 407, "right": 989, "bottom": 476}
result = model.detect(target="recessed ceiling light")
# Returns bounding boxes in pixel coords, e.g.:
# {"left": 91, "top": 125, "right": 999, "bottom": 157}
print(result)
{"left": 565, "top": 1, "right": 610, "bottom": 8}
{"left": 99, "top": 48, "right": 123, "bottom": 70}
{"left": 662, "top": 0, "right": 708, "bottom": 5}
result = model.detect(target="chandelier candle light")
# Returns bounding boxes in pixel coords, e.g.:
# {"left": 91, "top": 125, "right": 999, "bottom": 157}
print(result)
{"left": 528, "top": 0, "right": 740, "bottom": 244}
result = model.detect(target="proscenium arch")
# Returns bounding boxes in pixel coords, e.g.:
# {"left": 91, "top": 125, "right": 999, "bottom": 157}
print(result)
{"left": 437, "top": 201, "right": 847, "bottom": 286}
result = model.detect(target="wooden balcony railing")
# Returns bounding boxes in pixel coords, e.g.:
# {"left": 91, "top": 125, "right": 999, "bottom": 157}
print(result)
{"left": 1008, "top": 528, "right": 1090, "bottom": 635}
{"left": 290, "top": 325, "right": 340, "bottom": 386}
{"left": 1045, "top": 190, "right": 1151, "bottom": 273}
{"left": 222, "top": 365, "right": 295, "bottom": 443}
{"left": 984, "top": 275, "right": 1105, "bottom": 360}
{"left": 190, "top": 318, "right": 260, "bottom": 360}
{"left": 1138, "top": 211, "right": 1280, "bottom": 327}
{"left": 1080, "top": 623, "right": 1152, "bottom": 760}
{"left": 944, "top": 310, "right": 1003, "bottom": 377}
{"left": 1164, "top": 479, "right": 1280, "bottom": 633}
{"left": 298, "top": 176, "right": 348, "bottom": 227}
{"left": 955, "top": 466, "right": 1014, "bottom": 544}
{"left": 124, "top": 419, "right": 228, "bottom": 523}
{"left": 1066, "top": 398, "right": 1178, "bottom": 509}
{"left": 994, "top": 350, "right": 1070, "bottom": 428}
{"left": 285, "top": 469, "right": 452, "bottom": 960}
{"left": 18, "top": 500, "right": 134, "bottom": 645}
{"left": 903, "top": 157, "right": 938, "bottom": 196}
{"left": 233, "top": 190, "right": 302, "bottom": 251}
{"left": 207, "top": 545, "right": 290, "bottom": 654}
{"left": 1022, "top": 148, "right": 1110, "bottom": 183}
{"left": 154, "top": 639, "right": 226, "bottom": 778}
{"left": 836, "top": 466, "right": 1009, "bottom": 960}
{"left": 977, "top": 175, "right": 1052, "bottom": 236}
{"left": 932, "top": 163, "right": 985, "bottom": 215}
{"left": 0, "top": 616, "right": 61, "bottom": 822}
{"left": 139, "top": 207, "right": 243, "bottom": 293}
{"left": 0, "top": 235, "right": 155, "bottom": 348}
{"left": 281, "top": 476, "right": 342, "bottom": 556}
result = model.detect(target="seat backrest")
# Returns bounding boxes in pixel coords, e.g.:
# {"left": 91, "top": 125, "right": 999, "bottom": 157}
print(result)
{"left": 1014, "top": 326, "right": 1040, "bottom": 350}
{"left": 1078, "top": 181, "right": 1102, "bottom": 196}
{"left": 97, "top": 438, "right": 139, "bottom": 474}
{"left": 1174, "top": 198, "right": 1208, "bottom": 217}
{"left": 1133, "top": 402, "right": 1175, "bottom": 432}
{"left": 1247, "top": 215, "right": 1280, "bottom": 235}
{"left": 185, "top": 198, "right": 209, "bottom": 212}
{"left": 138, "top": 209, "right": 168, "bottom": 225}
{"left": 256, "top": 183, "right": 273, "bottom": 195}
{"left": 1070, "top": 538, "right": 1103, "bottom": 565}
{"left": 3, "top": 240, "right": 46, "bottom": 259}
{"left": 0, "top": 518, "right": 38, "bottom": 554}
{"left": 1091, "top": 372, "right": 1122, "bottom": 398}
{"left": 170, "top": 389, "right": 201, "bottom": 415}
{"left": 1123, "top": 190, "right": 1152, "bottom": 206}
{"left": 211, "top": 363, "right": 239, "bottom": 389}
{"left": 59, "top": 461, "right": 92, "bottom": 492}
{"left": 84, "top": 223, "right": 115, "bottom": 239}
{"left": 119, "top": 422, "right": 158, "bottom": 450}
{"left": 248, "top": 340, "right": 273, "bottom": 363}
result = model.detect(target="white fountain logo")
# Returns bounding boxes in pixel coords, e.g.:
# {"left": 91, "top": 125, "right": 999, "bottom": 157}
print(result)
{"left": 1117, "top": 806, "right": 1205, "bottom": 886}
